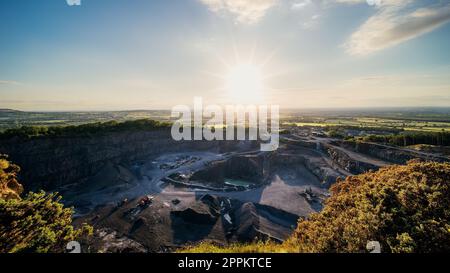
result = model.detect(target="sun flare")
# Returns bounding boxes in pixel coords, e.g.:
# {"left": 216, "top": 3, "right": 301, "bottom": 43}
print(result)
{"left": 225, "top": 63, "right": 265, "bottom": 104}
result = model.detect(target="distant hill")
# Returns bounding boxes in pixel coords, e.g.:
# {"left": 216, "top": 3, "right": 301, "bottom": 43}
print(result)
{"left": 0, "top": 109, "right": 21, "bottom": 113}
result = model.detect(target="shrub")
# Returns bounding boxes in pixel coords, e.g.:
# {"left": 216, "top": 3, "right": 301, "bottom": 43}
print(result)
{"left": 287, "top": 161, "right": 450, "bottom": 253}
{"left": 0, "top": 157, "right": 92, "bottom": 253}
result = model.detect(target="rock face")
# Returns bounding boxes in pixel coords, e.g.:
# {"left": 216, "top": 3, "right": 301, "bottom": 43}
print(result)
{"left": 190, "top": 154, "right": 269, "bottom": 186}
{"left": 171, "top": 198, "right": 220, "bottom": 225}
{"left": 324, "top": 144, "right": 381, "bottom": 174}
{"left": 233, "top": 203, "right": 261, "bottom": 241}
{"left": 232, "top": 202, "right": 297, "bottom": 243}
{"left": 190, "top": 160, "right": 227, "bottom": 185}
{"left": 342, "top": 141, "right": 449, "bottom": 164}
{"left": 0, "top": 129, "right": 254, "bottom": 191}
{"left": 302, "top": 156, "right": 343, "bottom": 187}
{"left": 226, "top": 155, "right": 268, "bottom": 182}
{"left": 269, "top": 150, "right": 344, "bottom": 188}
{"left": 77, "top": 161, "right": 137, "bottom": 193}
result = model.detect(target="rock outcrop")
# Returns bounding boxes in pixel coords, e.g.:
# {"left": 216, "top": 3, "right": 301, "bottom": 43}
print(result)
{"left": 190, "top": 154, "right": 269, "bottom": 186}
{"left": 0, "top": 156, "right": 23, "bottom": 200}
{"left": 324, "top": 144, "right": 381, "bottom": 174}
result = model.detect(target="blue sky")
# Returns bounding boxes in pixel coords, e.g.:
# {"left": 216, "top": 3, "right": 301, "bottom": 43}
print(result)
{"left": 1, "top": 0, "right": 450, "bottom": 110}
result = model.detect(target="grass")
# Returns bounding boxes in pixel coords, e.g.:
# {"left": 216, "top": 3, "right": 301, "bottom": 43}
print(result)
{"left": 179, "top": 241, "right": 292, "bottom": 253}
{"left": 283, "top": 122, "right": 333, "bottom": 127}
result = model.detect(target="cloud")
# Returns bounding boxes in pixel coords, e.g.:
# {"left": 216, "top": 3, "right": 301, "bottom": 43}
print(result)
{"left": 291, "top": 0, "right": 312, "bottom": 10}
{"left": 66, "top": 0, "right": 81, "bottom": 6}
{"left": 345, "top": 1, "right": 450, "bottom": 55}
{"left": 302, "top": 14, "right": 321, "bottom": 29}
{"left": 198, "top": 0, "right": 279, "bottom": 24}
{"left": 0, "top": 80, "right": 20, "bottom": 85}
{"left": 334, "top": 0, "right": 407, "bottom": 5}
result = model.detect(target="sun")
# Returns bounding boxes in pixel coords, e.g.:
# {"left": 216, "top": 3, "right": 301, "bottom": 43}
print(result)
{"left": 225, "top": 63, "right": 265, "bottom": 104}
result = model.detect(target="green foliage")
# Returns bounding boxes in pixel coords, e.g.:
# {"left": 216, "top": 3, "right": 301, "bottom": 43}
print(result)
{"left": 0, "top": 157, "right": 92, "bottom": 253}
{"left": 0, "top": 119, "right": 171, "bottom": 139}
{"left": 324, "top": 125, "right": 403, "bottom": 134}
{"left": 183, "top": 161, "right": 450, "bottom": 253}
{"left": 323, "top": 126, "right": 450, "bottom": 146}
{"left": 0, "top": 191, "right": 93, "bottom": 253}
{"left": 361, "top": 134, "right": 390, "bottom": 143}
{"left": 327, "top": 130, "right": 345, "bottom": 139}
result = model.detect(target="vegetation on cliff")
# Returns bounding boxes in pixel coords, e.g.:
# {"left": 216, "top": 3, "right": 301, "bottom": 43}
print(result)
{"left": 0, "top": 155, "right": 92, "bottom": 253}
{"left": 0, "top": 119, "right": 171, "bottom": 139}
{"left": 0, "top": 155, "right": 23, "bottom": 200}
{"left": 182, "top": 161, "right": 450, "bottom": 253}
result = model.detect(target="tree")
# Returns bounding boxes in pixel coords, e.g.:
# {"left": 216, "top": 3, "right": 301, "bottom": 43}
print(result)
{"left": 0, "top": 156, "right": 92, "bottom": 253}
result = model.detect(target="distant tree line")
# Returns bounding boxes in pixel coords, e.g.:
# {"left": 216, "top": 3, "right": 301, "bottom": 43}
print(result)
{"left": 362, "top": 132, "right": 450, "bottom": 147}
{"left": 324, "top": 125, "right": 450, "bottom": 147}
{"left": 0, "top": 119, "right": 172, "bottom": 139}
{"left": 324, "top": 126, "right": 404, "bottom": 141}
{"left": 325, "top": 125, "right": 404, "bottom": 134}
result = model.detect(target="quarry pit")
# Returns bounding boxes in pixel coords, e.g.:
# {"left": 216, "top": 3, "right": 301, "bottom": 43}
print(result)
{"left": 1, "top": 126, "right": 448, "bottom": 252}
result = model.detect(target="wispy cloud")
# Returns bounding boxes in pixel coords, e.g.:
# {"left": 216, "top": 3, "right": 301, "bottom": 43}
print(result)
{"left": 344, "top": 1, "right": 450, "bottom": 55}
{"left": 291, "top": 0, "right": 312, "bottom": 10}
{"left": 66, "top": 0, "right": 81, "bottom": 6}
{"left": 0, "top": 80, "right": 21, "bottom": 85}
{"left": 302, "top": 14, "right": 321, "bottom": 29}
{"left": 198, "top": 0, "right": 279, "bottom": 24}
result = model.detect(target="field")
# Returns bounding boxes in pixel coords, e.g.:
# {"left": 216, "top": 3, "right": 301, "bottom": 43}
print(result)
{"left": 282, "top": 109, "right": 450, "bottom": 132}
{"left": 2, "top": 108, "right": 450, "bottom": 133}
{"left": 0, "top": 109, "right": 172, "bottom": 131}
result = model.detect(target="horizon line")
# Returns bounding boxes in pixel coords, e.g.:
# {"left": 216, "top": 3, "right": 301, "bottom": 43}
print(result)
{"left": 2, "top": 106, "right": 450, "bottom": 113}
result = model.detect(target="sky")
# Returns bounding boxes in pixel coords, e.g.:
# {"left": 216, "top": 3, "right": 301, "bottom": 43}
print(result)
{"left": 1, "top": 0, "right": 450, "bottom": 111}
